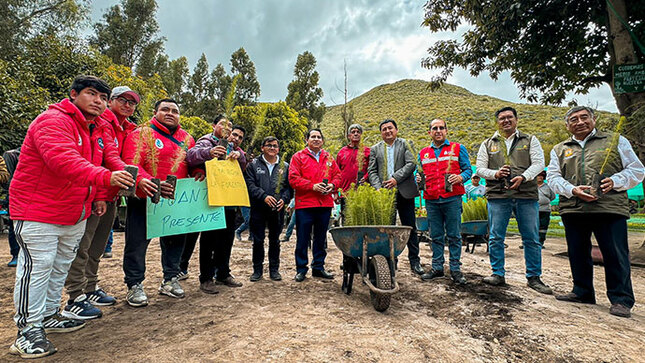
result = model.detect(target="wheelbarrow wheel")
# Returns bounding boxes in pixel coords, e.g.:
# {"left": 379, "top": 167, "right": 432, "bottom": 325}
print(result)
{"left": 368, "top": 255, "right": 392, "bottom": 312}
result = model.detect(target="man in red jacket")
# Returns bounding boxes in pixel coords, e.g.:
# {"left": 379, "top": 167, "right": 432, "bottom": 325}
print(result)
{"left": 336, "top": 123, "right": 370, "bottom": 224}
{"left": 9, "top": 75, "right": 134, "bottom": 359}
{"left": 63, "top": 86, "right": 140, "bottom": 320}
{"left": 288, "top": 129, "right": 341, "bottom": 282}
{"left": 121, "top": 98, "right": 197, "bottom": 307}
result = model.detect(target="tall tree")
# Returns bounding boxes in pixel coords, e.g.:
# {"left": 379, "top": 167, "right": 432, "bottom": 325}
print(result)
{"left": 163, "top": 56, "right": 189, "bottom": 99}
{"left": 210, "top": 63, "right": 232, "bottom": 114}
{"left": 286, "top": 51, "right": 326, "bottom": 127}
{"left": 91, "top": 0, "right": 165, "bottom": 70}
{"left": 230, "top": 47, "right": 260, "bottom": 105}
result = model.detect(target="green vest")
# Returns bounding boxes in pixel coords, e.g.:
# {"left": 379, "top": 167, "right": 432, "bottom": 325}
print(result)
{"left": 484, "top": 130, "right": 538, "bottom": 200}
{"left": 552, "top": 130, "right": 629, "bottom": 217}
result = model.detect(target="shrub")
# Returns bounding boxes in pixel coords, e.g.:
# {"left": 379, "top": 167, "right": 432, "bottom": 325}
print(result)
{"left": 344, "top": 184, "right": 396, "bottom": 226}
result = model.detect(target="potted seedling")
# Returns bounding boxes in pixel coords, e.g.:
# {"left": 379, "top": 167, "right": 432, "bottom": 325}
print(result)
{"left": 118, "top": 165, "right": 139, "bottom": 197}
{"left": 590, "top": 116, "right": 625, "bottom": 199}
{"left": 444, "top": 143, "right": 457, "bottom": 192}
{"left": 133, "top": 127, "right": 161, "bottom": 203}
{"left": 272, "top": 153, "right": 287, "bottom": 211}
{"left": 500, "top": 139, "right": 513, "bottom": 190}
{"left": 166, "top": 135, "right": 192, "bottom": 200}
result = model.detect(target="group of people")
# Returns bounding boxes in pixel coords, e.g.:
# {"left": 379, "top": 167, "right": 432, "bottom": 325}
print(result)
{"left": 2, "top": 74, "right": 644, "bottom": 359}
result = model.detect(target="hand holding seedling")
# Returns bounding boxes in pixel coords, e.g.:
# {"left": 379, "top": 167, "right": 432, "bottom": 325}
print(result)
{"left": 138, "top": 178, "right": 158, "bottom": 197}
{"left": 382, "top": 178, "right": 397, "bottom": 189}
{"left": 572, "top": 185, "right": 598, "bottom": 202}
{"left": 110, "top": 170, "right": 135, "bottom": 189}
{"left": 210, "top": 145, "right": 227, "bottom": 159}
{"left": 313, "top": 182, "right": 328, "bottom": 194}
{"left": 600, "top": 177, "right": 614, "bottom": 194}
{"left": 193, "top": 171, "right": 206, "bottom": 181}
{"left": 92, "top": 201, "right": 107, "bottom": 216}
{"left": 227, "top": 150, "right": 241, "bottom": 160}
{"left": 509, "top": 175, "right": 524, "bottom": 190}
{"left": 495, "top": 165, "right": 511, "bottom": 179}
{"left": 448, "top": 174, "right": 463, "bottom": 185}
{"left": 264, "top": 195, "right": 278, "bottom": 208}
{"left": 160, "top": 181, "right": 174, "bottom": 199}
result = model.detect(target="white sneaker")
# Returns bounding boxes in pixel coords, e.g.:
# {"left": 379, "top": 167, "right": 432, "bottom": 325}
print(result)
{"left": 159, "top": 277, "right": 185, "bottom": 298}
{"left": 126, "top": 283, "right": 148, "bottom": 307}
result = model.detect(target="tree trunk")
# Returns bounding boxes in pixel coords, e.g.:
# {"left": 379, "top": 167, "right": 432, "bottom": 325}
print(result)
{"left": 606, "top": 0, "right": 645, "bottom": 257}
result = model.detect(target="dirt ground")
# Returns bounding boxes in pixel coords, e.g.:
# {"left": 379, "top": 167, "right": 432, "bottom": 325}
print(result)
{"left": 0, "top": 229, "right": 643, "bottom": 362}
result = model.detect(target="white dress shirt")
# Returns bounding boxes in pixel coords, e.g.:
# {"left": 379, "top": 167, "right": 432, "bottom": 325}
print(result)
{"left": 476, "top": 130, "right": 545, "bottom": 181}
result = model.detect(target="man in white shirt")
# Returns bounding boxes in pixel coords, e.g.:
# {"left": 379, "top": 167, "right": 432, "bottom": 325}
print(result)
{"left": 547, "top": 106, "right": 644, "bottom": 318}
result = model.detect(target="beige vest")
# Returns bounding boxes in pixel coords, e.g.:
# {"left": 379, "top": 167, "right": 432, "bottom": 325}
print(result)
{"left": 552, "top": 130, "right": 629, "bottom": 217}
{"left": 484, "top": 130, "right": 538, "bottom": 200}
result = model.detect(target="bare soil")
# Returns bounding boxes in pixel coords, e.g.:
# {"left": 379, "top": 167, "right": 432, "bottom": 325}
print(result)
{"left": 0, "top": 230, "right": 643, "bottom": 362}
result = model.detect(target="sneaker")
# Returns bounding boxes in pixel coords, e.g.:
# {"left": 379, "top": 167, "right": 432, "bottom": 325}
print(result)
{"left": 482, "top": 274, "right": 506, "bottom": 286}
{"left": 609, "top": 303, "right": 631, "bottom": 318}
{"left": 7, "top": 256, "right": 18, "bottom": 267}
{"left": 159, "top": 277, "right": 185, "bottom": 298}
{"left": 269, "top": 270, "right": 282, "bottom": 281}
{"left": 250, "top": 271, "right": 262, "bottom": 282}
{"left": 216, "top": 275, "right": 243, "bottom": 287}
{"left": 42, "top": 312, "right": 85, "bottom": 333}
{"left": 61, "top": 295, "right": 102, "bottom": 320}
{"left": 200, "top": 280, "right": 219, "bottom": 294}
{"left": 420, "top": 269, "right": 444, "bottom": 281}
{"left": 86, "top": 288, "right": 117, "bottom": 306}
{"left": 9, "top": 326, "right": 56, "bottom": 358}
{"left": 527, "top": 276, "right": 553, "bottom": 295}
{"left": 451, "top": 271, "right": 467, "bottom": 285}
{"left": 102, "top": 251, "right": 113, "bottom": 258}
{"left": 126, "top": 283, "right": 149, "bottom": 307}
{"left": 177, "top": 270, "right": 189, "bottom": 281}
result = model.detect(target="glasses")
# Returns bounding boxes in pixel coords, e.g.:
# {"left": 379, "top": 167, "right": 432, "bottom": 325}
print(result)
{"left": 263, "top": 144, "right": 279, "bottom": 149}
{"left": 567, "top": 114, "right": 591, "bottom": 125}
{"left": 431, "top": 126, "right": 446, "bottom": 131}
{"left": 114, "top": 97, "right": 138, "bottom": 107}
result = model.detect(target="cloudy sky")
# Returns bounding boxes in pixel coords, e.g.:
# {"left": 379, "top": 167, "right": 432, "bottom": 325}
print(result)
{"left": 90, "top": 0, "right": 617, "bottom": 112}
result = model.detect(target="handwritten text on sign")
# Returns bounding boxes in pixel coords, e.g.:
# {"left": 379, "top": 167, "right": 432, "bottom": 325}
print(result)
{"left": 205, "top": 158, "right": 250, "bottom": 207}
{"left": 146, "top": 178, "right": 226, "bottom": 239}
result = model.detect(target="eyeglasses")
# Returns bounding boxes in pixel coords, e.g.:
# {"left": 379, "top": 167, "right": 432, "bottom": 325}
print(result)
{"left": 431, "top": 126, "right": 446, "bottom": 131}
{"left": 567, "top": 114, "right": 591, "bottom": 125}
{"left": 114, "top": 97, "right": 138, "bottom": 107}
{"left": 263, "top": 144, "right": 279, "bottom": 149}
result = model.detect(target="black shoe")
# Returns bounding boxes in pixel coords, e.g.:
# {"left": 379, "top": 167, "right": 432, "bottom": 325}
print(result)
{"left": 269, "top": 270, "right": 282, "bottom": 281}
{"left": 482, "top": 274, "right": 506, "bottom": 286}
{"left": 555, "top": 292, "right": 595, "bottom": 304}
{"left": 250, "top": 272, "right": 262, "bottom": 282}
{"left": 420, "top": 269, "right": 444, "bottom": 281}
{"left": 527, "top": 276, "right": 553, "bottom": 294}
{"left": 411, "top": 263, "right": 425, "bottom": 275}
{"left": 451, "top": 271, "right": 467, "bottom": 285}
{"left": 312, "top": 269, "right": 334, "bottom": 279}
{"left": 294, "top": 272, "right": 306, "bottom": 282}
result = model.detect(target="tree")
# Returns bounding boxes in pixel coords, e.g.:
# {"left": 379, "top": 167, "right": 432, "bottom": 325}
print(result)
{"left": 230, "top": 48, "right": 260, "bottom": 105}
{"left": 162, "top": 56, "right": 189, "bottom": 99}
{"left": 210, "top": 63, "right": 232, "bottom": 114}
{"left": 185, "top": 53, "right": 211, "bottom": 118}
{"left": 286, "top": 51, "right": 325, "bottom": 127}
{"left": 91, "top": 0, "right": 165, "bottom": 70}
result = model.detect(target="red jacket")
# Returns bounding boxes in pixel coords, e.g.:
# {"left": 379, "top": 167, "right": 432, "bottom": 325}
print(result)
{"left": 94, "top": 108, "right": 136, "bottom": 202}
{"left": 419, "top": 142, "right": 465, "bottom": 200}
{"left": 121, "top": 118, "right": 195, "bottom": 198}
{"left": 336, "top": 145, "right": 370, "bottom": 192}
{"left": 10, "top": 99, "right": 116, "bottom": 225}
{"left": 288, "top": 148, "right": 341, "bottom": 209}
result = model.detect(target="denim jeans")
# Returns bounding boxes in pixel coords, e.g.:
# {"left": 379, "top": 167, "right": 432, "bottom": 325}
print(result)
{"left": 235, "top": 206, "right": 250, "bottom": 235}
{"left": 487, "top": 198, "right": 541, "bottom": 278}
{"left": 427, "top": 196, "right": 462, "bottom": 272}
{"left": 295, "top": 207, "right": 331, "bottom": 273}
{"left": 284, "top": 210, "right": 296, "bottom": 239}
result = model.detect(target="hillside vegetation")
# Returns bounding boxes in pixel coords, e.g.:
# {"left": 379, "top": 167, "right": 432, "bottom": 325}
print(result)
{"left": 320, "top": 79, "right": 619, "bottom": 159}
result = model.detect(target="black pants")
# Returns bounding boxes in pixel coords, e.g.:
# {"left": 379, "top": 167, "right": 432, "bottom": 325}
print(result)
{"left": 199, "top": 208, "right": 236, "bottom": 283}
{"left": 123, "top": 197, "right": 186, "bottom": 287}
{"left": 250, "top": 207, "right": 283, "bottom": 273}
{"left": 179, "top": 232, "right": 200, "bottom": 272}
{"left": 538, "top": 211, "right": 551, "bottom": 244}
{"left": 561, "top": 213, "right": 634, "bottom": 308}
{"left": 396, "top": 193, "right": 420, "bottom": 265}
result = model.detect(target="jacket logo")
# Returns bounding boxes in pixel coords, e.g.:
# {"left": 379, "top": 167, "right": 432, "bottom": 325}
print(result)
{"left": 114, "top": 137, "right": 119, "bottom": 147}
{"left": 256, "top": 168, "right": 266, "bottom": 174}
{"left": 424, "top": 152, "right": 430, "bottom": 158}
{"left": 490, "top": 144, "right": 498, "bottom": 153}
{"left": 78, "top": 135, "right": 82, "bottom": 146}
{"left": 155, "top": 139, "right": 164, "bottom": 149}
{"left": 97, "top": 138, "right": 104, "bottom": 149}
{"left": 564, "top": 148, "right": 574, "bottom": 158}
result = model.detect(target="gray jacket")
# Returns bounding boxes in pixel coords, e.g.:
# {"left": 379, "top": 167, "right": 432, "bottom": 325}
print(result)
{"left": 538, "top": 183, "right": 555, "bottom": 212}
{"left": 368, "top": 138, "right": 419, "bottom": 199}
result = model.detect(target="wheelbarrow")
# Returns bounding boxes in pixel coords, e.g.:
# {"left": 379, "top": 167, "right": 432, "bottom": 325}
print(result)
{"left": 415, "top": 216, "right": 431, "bottom": 243}
{"left": 461, "top": 220, "right": 489, "bottom": 253}
{"left": 329, "top": 225, "right": 412, "bottom": 312}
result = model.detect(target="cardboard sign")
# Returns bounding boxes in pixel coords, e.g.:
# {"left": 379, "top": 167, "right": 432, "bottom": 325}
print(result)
{"left": 205, "top": 158, "right": 250, "bottom": 207}
{"left": 614, "top": 63, "right": 645, "bottom": 94}
{"left": 146, "top": 178, "right": 226, "bottom": 239}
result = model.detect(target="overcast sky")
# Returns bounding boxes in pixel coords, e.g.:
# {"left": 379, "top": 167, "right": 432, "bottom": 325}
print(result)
{"left": 90, "top": 0, "right": 617, "bottom": 112}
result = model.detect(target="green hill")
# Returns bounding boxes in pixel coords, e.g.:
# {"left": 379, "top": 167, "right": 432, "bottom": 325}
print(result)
{"left": 320, "top": 79, "right": 619, "bottom": 159}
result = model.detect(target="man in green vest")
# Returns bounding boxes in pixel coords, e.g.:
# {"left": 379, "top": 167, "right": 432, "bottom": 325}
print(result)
{"left": 475, "top": 106, "right": 552, "bottom": 294}
{"left": 547, "top": 106, "right": 644, "bottom": 318}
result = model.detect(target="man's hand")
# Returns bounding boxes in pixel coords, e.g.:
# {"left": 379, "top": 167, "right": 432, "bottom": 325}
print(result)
{"left": 193, "top": 171, "right": 206, "bottom": 182}
{"left": 286, "top": 206, "right": 292, "bottom": 213}
{"left": 495, "top": 165, "right": 511, "bottom": 179}
{"left": 264, "top": 195, "right": 278, "bottom": 208}
{"left": 110, "top": 170, "right": 135, "bottom": 189}
{"left": 382, "top": 178, "right": 398, "bottom": 189}
{"left": 209, "top": 145, "right": 227, "bottom": 159}
{"left": 448, "top": 174, "right": 464, "bottom": 185}
{"left": 275, "top": 199, "right": 285, "bottom": 211}
{"left": 324, "top": 183, "right": 335, "bottom": 195}
{"left": 138, "top": 178, "right": 158, "bottom": 197}
{"left": 227, "top": 150, "right": 241, "bottom": 160}
{"left": 509, "top": 175, "right": 525, "bottom": 190}
{"left": 160, "top": 181, "right": 175, "bottom": 199}
{"left": 572, "top": 185, "right": 598, "bottom": 202}
{"left": 313, "top": 182, "right": 328, "bottom": 194}
{"left": 92, "top": 201, "right": 107, "bottom": 216}
{"left": 600, "top": 177, "right": 614, "bottom": 194}
{"left": 415, "top": 173, "right": 422, "bottom": 184}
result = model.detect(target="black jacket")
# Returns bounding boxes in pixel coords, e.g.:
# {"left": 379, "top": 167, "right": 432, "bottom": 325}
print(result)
{"left": 244, "top": 156, "right": 292, "bottom": 213}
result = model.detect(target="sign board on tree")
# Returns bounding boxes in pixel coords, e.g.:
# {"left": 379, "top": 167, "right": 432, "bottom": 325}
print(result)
{"left": 146, "top": 178, "right": 226, "bottom": 239}
{"left": 614, "top": 63, "right": 645, "bottom": 94}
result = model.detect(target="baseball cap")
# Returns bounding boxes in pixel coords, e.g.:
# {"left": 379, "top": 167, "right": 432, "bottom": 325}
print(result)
{"left": 111, "top": 86, "right": 140, "bottom": 103}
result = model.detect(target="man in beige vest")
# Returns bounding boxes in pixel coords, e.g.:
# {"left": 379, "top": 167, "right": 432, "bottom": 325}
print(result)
{"left": 547, "top": 106, "right": 644, "bottom": 318}
{"left": 476, "top": 106, "right": 552, "bottom": 294}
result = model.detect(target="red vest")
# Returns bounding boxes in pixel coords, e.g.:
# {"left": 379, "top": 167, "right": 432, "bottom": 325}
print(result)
{"left": 420, "top": 142, "right": 465, "bottom": 200}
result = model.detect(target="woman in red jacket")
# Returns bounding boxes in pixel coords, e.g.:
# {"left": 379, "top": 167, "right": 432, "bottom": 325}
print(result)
{"left": 288, "top": 129, "right": 341, "bottom": 282}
